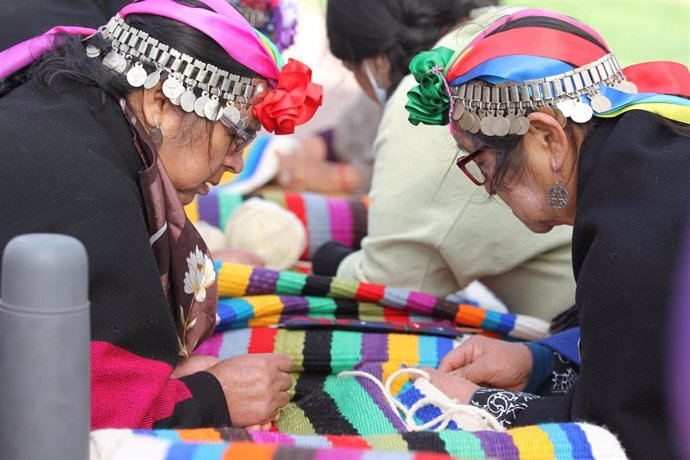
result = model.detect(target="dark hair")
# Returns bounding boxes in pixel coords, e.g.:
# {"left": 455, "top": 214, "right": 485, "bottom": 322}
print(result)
{"left": 326, "top": 0, "right": 496, "bottom": 93}
{"left": 1, "top": 0, "right": 260, "bottom": 136}
{"left": 459, "top": 16, "right": 690, "bottom": 194}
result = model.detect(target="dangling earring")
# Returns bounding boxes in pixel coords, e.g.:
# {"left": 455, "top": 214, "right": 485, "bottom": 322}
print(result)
{"left": 546, "top": 180, "right": 568, "bottom": 209}
{"left": 147, "top": 115, "right": 163, "bottom": 147}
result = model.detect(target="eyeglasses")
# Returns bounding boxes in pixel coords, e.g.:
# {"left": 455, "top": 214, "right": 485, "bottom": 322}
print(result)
{"left": 219, "top": 113, "right": 257, "bottom": 152}
{"left": 455, "top": 145, "right": 490, "bottom": 186}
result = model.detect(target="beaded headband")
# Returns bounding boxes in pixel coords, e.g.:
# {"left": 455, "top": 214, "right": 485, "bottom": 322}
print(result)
{"left": 88, "top": 14, "right": 267, "bottom": 129}
{"left": 450, "top": 53, "right": 638, "bottom": 137}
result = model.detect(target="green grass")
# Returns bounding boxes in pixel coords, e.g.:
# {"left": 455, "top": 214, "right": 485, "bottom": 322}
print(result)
{"left": 500, "top": 0, "right": 690, "bottom": 66}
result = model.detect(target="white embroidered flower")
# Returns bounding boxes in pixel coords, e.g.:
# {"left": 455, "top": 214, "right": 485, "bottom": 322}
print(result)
{"left": 183, "top": 246, "right": 216, "bottom": 302}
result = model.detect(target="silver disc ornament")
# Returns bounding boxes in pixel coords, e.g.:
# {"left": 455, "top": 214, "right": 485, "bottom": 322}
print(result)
{"left": 490, "top": 115, "right": 510, "bottom": 137}
{"left": 143, "top": 70, "right": 161, "bottom": 90}
{"left": 589, "top": 93, "right": 612, "bottom": 113}
{"left": 102, "top": 50, "right": 120, "bottom": 70}
{"left": 126, "top": 62, "right": 147, "bottom": 88}
{"left": 556, "top": 99, "right": 575, "bottom": 118}
{"left": 194, "top": 93, "right": 210, "bottom": 118}
{"left": 204, "top": 96, "right": 221, "bottom": 120}
{"left": 571, "top": 101, "right": 594, "bottom": 123}
{"left": 180, "top": 90, "right": 197, "bottom": 113}
{"left": 162, "top": 77, "right": 185, "bottom": 100}
{"left": 85, "top": 44, "right": 101, "bottom": 58}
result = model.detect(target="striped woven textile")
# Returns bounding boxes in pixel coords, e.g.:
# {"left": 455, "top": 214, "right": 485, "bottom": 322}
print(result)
{"left": 186, "top": 189, "right": 369, "bottom": 259}
{"left": 91, "top": 423, "right": 626, "bottom": 459}
{"left": 214, "top": 263, "right": 550, "bottom": 341}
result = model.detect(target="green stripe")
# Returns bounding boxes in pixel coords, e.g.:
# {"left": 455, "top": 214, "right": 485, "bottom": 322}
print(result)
{"left": 328, "top": 278, "right": 360, "bottom": 299}
{"left": 438, "top": 430, "right": 486, "bottom": 458}
{"left": 276, "top": 270, "right": 307, "bottom": 295}
{"left": 330, "top": 331, "right": 362, "bottom": 372}
{"left": 323, "top": 375, "right": 398, "bottom": 436}
{"left": 262, "top": 190, "right": 287, "bottom": 209}
{"left": 306, "top": 297, "right": 337, "bottom": 319}
{"left": 364, "top": 434, "right": 410, "bottom": 452}
{"left": 275, "top": 403, "right": 317, "bottom": 435}
{"left": 275, "top": 329, "right": 306, "bottom": 371}
{"left": 358, "top": 302, "right": 386, "bottom": 322}
{"left": 218, "top": 192, "right": 244, "bottom": 230}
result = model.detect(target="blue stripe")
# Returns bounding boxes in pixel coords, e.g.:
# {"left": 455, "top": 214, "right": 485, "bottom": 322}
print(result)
{"left": 562, "top": 424, "right": 593, "bottom": 458}
{"left": 449, "top": 55, "right": 573, "bottom": 85}
{"left": 218, "top": 327, "right": 252, "bottom": 359}
{"left": 539, "top": 424, "right": 574, "bottom": 460}
{"left": 190, "top": 443, "right": 228, "bottom": 460}
{"left": 165, "top": 444, "right": 197, "bottom": 460}
{"left": 303, "top": 192, "right": 331, "bottom": 257}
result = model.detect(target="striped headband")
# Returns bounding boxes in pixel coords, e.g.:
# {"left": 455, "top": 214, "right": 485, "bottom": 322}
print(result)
{"left": 405, "top": 9, "right": 690, "bottom": 135}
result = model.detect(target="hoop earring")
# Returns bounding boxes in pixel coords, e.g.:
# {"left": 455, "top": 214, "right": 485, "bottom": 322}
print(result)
{"left": 147, "top": 116, "right": 163, "bottom": 147}
{"left": 546, "top": 180, "right": 568, "bottom": 209}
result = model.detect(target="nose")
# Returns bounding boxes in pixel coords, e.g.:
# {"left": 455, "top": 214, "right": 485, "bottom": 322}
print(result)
{"left": 224, "top": 150, "right": 244, "bottom": 174}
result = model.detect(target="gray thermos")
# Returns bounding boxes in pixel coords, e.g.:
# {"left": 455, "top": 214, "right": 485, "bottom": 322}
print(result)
{"left": 0, "top": 234, "right": 90, "bottom": 460}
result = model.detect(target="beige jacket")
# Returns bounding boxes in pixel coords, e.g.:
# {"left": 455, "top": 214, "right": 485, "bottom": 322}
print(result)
{"left": 337, "top": 23, "right": 576, "bottom": 320}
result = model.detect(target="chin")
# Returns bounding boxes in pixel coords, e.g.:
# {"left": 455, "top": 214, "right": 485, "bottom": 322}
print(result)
{"left": 524, "top": 221, "right": 554, "bottom": 234}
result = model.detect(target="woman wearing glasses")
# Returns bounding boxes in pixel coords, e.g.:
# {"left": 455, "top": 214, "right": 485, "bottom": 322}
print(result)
{"left": 0, "top": 0, "right": 321, "bottom": 430}
{"left": 314, "top": 0, "right": 576, "bottom": 322}
{"left": 404, "top": 9, "right": 690, "bottom": 458}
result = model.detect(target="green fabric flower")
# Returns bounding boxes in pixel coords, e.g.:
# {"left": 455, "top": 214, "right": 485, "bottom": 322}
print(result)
{"left": 405, "top": 46, "right": 455, "bottom": 126}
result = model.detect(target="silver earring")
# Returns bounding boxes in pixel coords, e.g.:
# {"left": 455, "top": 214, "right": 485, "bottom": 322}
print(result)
{"left": 147, "top": 117, "right": 163, "bottom": 147}
{"left": 546, "top": 181, "right": 568, "bottom": 209}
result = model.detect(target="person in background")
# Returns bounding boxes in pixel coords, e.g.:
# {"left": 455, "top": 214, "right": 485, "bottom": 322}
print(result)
{"left": 0, "top": 0, "right": 321, "bottom": 430}
{"left": 403, "top": 9, "right": 690, "bottom": 458}
{"left": 312, "top": 0, "right": 577, "bottom": 322}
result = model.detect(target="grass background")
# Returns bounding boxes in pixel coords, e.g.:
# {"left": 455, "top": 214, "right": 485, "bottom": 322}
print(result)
{"left": 301, "top": 0, "right": 689, "bottom": 66}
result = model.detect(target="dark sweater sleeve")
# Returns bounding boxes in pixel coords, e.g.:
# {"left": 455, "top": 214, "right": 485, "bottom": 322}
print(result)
{"left": 0, "top": 81, "right": 229, "bottom": 429}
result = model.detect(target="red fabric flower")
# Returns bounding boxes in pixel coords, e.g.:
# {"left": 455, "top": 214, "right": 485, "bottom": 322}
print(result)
{"left": 252, "top": 58, "right": 323, "bottom": 135}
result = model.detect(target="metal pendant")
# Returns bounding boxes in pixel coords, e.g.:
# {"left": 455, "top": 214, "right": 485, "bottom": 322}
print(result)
{"left": 222, "top": 105, "right": 241, "bottom": 125}
{"left": 479, "top": 115, "right": 494, "bottom": 136}
{"left": 143, "top": 70, "right": 161, "bottom": 89}
{"left": 556, "top": 99, "right": 575, "bottom": 118}
{"left": 180, "top": 90, "right": 197, "bottom": 113}
{"left": 85, "top": 44, "right": 101, "bottom": 59}
{"left": 546, "top": 181, "right": 569, "bottom": 209}
{"left": 590, "top": 93, "right": 612, "bottom": 113}
{"left": 515, "top": 116, "right": 530, "bottom": 135}
{"left": 114, "top": 55, "right": 127, "bottom": 74}
{"left": 102, "top": 50, "right": 120, "bottom": 70}
{"left": 126, "top": 62, "right": 147, "bottom": 88}
{"left": 162, "top": 77, "right": 184, "bottom": 100}
{"left": 194, "top": 93, "right": 210, "bottom": 118}
{"left": 614, "top": 80, "right": 638, "bottom": 94}
{"left": 452, "top": 103, "right": 465, "bottom": 121}
{"left": 571, "top": 101, "right": 593, "bottom": 123}
{"left": 204, "top": 96, "right": 221, "bottom": 120}
{"left": 491, "top": 115, "right": 510, "bottom": 137}
{"left": 468, "top": 112, "right": 481, "bottom": 135}
{"left": 457, "top": 110, "right": 475, "bottom": 131}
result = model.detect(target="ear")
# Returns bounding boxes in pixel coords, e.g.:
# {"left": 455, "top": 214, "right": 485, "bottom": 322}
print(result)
{"left": 140, "top": 83, "right": 173, "bottom": 129}
{"left": 526, "top": 111, "right": 570, "bottom": 173}
{"left": 372, "top": 55, "right": 391, "bottom": 89}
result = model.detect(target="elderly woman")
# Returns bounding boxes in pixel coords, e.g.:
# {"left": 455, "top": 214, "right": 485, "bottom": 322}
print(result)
{"left": 0, "top": 0, "right": 321, "bottom": 430}
{"left": 404, "top": 9, "right": 690, "bottom": 458}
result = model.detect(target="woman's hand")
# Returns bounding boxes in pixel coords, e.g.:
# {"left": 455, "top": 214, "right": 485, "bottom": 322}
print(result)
{"left": 438, "top": 335, "right": 533, "bottom": 392}
{"left": 206, "top": 353, "right": 293, "bottom": 428}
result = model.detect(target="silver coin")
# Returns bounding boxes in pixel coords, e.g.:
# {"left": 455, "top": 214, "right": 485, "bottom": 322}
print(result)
{"left": 162, "top": 77, "right": 184, "bottom": 99}
{"left": 507, "top": 114, "right": 520, "bottom": 134}
{"left": 468, "top": 113, "right": 481, "bottom": 134}
{"left": 614, "top": 80, "right": 638, "bottom": 94}
{"left": 589, "top": 93, "right": 612, "bottom": 113}
{"left": 222, "top": 105, "right": 241, "bottom": 125}
{"left": 102, "top": 50, "right": 120, "bottom": 69}
{"left": 479, "top": 115, "right": 494, "bottom": 136}
{"left": 556, "top": 99, "right": 575, "bottom": 118}
{"left": 85, "top": 44, "right": 101, "bottom": 58}
{"left": 571, "top": 101, "right": 594, "bottom": 123}
{"left": 169, "top": 94, "right": 182, "bottom": 106}
{"left": 180, "top": 91, "right": 197, "bottom": 113}
{"left": 114, "top": 55, "right": 127, "bottom": 74}
{"left": 204, "top": 98, "right": 221, "bottom": 120}
{"left": 143, "top": 70, "right": 161, "bottom": 90}
{"left": 491, "top": 116, "right": 511, "bottom": 137}
{"left": 458, "top": 110, "right": 475, "bottom": 131}
{"left": 515, "top": 116, "right": 530, "bottom": 135}
{"left": 452, "top": 103, "right": 465, "bottom": 121}
{"left": 126, "top": 64, "right": 147, "bottom": 88}
{"left": 194, "top": 95, "right": 210, "bottom": 118}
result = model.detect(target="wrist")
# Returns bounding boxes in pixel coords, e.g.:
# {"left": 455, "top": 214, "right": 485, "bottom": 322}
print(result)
{"left": 524, "top": 342, "right": 553, "bottom": 394}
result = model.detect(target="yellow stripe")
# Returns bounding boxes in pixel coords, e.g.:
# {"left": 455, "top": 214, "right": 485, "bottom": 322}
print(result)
{"left": 382, "top": 333, "right": 420, "bottom": 394}
{"left": 217, "top": 263, "right": 253, "bottom": 297}
{"left": 509, "top": 425, "right": 555, "bottom": 459}
{"left": 184, "top": 200, "right": 199, "bottom": 223}
{"left": 247, "top": 295, "right": 285, "bottom": 327}
{"left": 598, "top": 103, "right": 690, "bottom": 124}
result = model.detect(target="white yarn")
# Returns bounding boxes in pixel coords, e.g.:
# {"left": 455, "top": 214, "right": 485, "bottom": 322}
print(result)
{"left": 338, "top": 368, "right": 505, "bottom": 432}
{"left": 224, "top": 197, "right": 307, "bottom": 270}
{"left": 193, "top": 220, "right": 227, "bottom": 252}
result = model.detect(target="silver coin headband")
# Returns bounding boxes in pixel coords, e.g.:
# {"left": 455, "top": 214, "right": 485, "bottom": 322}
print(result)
{"left": 85, "top": 14, "right": 269, "bottom": 129}
{"left": 450, "top": 53, "right": 639, "bottom": 137}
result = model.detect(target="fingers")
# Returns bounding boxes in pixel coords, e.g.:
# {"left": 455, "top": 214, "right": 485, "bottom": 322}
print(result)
{"left": 438, "top": 345, "right": 474, "bottom": 372}
{"left": 270, "top": 353, "right": 294, "bottom": 371}
{"left": 278, "top": 373, "right": 293, "bottom": 392}
{"left": 450, "top": 362, "right": 490, "bottom": 385}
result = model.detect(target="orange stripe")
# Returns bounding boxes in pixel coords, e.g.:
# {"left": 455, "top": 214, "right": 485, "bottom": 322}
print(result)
{"left": 176, "top": 428, "right": 222, "bottom": 442}
{"left": 222, "top": 442, "right": 277, "bottom": 460}
{"left": 454, "top": 304, "right": 487, "bottom": 328}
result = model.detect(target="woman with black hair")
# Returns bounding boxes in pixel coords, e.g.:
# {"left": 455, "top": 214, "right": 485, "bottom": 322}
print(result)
{"left": 311, "top": 1, "right": 577, "bottom": 323}
{"left": 404, "top": 9, "right": 690, "bottom": 458}
{"left": 0, "top": 0, "right": 321, "bottom": 430}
